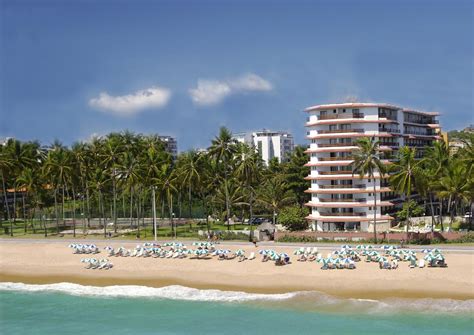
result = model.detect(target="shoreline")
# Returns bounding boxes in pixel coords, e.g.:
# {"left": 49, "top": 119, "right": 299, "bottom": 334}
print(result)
{"left": 1, "top": 241, "right": 473, "bottom": 301}
{"left": 1, "top": 273, "right": 472, "bottom": 301}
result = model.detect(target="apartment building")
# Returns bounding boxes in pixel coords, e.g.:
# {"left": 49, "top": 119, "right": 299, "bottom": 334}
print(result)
{"left": 158, "top": 135, "right": 178, "bottom": 160}
{"left": 304, "top": 103, "right": 440, "bottom": 232}
{"left": 233, "top": 130, "right": 294, "bottom": 165}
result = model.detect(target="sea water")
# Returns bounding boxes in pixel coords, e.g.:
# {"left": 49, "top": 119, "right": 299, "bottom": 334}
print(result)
{"left": 0, "top": 283, "right": 472, "bottom": 335}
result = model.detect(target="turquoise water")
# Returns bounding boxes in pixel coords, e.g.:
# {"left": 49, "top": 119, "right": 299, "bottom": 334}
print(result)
{"left": 0, "top": 283, "right": 473, "bottom": 335}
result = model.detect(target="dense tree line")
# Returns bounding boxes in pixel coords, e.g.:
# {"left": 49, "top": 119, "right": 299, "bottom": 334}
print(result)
{"left": 0, "top": 128, "right": 310, "bottom": 237}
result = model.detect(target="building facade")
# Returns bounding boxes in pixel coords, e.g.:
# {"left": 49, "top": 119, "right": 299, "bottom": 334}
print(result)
{"left": 304, "top": 103, "right": 440, "bottom": 232}
{"left": 158, "top": 135, "right": 178, "bottom": 160}
{"left": 233, "top": 130, "right": 294, "bottom": 165}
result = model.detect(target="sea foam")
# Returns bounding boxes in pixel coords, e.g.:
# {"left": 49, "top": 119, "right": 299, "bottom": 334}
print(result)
{"left": 0, "top": 282, "right": 472, "bottom": 314}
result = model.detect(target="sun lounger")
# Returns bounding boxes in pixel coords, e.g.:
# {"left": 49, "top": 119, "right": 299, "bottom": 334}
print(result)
{"left": 311, "top": 247, "right": 318, "bottom": 255}
{"left": 418, "top": 259, "right": 425, "bottom": 268}
{"left": 248, "top": 252, "right": 255, "bottom": 260}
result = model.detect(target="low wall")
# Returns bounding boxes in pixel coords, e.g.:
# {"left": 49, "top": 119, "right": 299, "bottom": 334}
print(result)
{"left": 275, "top": 230, "right": 469, "bottom": 242}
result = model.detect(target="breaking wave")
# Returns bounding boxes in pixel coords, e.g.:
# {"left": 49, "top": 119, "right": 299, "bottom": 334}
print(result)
{"left": 1, "top": 282, "right": 472, "bottom": 315}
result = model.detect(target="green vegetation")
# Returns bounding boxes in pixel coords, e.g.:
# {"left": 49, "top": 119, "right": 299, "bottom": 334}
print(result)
{"left": 0, "top": 128, "right": 309, "bottom": 239}
{"left": 278, "top": 205, "right": 309, "bottom": 231}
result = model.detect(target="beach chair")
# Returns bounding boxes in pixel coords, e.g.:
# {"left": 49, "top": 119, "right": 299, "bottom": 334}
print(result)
{"left": 305, "top": 247, "right": 311, "bottom": 255}
{"left": 248, "top": 252, "right": 255, "bottom": 260}
{"left": 418, "top": 259, "right": 425, "bottom": 268}
{"left": 391, "top": 260, "right": 399, "bottom": 269}
{"left": 166, "top": 251, "right": 173, "bottom": 258}
{"left": 311, "top": 247, "right": 318, "bottom": 255}
{"left": 316, "top": 254, "right": 322, "bottom": 262}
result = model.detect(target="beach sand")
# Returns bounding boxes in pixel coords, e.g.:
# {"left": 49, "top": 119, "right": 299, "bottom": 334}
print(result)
{"left": 1, "top": 241, "right": 473, "bottom": 300}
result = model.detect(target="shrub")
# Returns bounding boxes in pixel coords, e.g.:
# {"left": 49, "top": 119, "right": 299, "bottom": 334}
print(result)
{"left": 278, "top": 206, "right": 309, "bottom": 231}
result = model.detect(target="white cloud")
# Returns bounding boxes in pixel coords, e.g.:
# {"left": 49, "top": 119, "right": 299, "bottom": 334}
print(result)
{"left": 89, "top": 86, "right": 171, "bottom": 116}
{"left": 189, "top": 73, "right": 272, "bottom": 106}
{"left": 189, "top": 80, "right": 232, "bottom": 106}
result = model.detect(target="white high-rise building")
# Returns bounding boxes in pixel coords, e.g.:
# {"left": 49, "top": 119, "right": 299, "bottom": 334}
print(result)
{"left": 233, "top": 130, "right": 294, "bottom": 165}
{"left": 304, "top": 102, "right": 440, "bottom": 232}
{"left": 158, "top": 135, "right": 178, "bottom": 160}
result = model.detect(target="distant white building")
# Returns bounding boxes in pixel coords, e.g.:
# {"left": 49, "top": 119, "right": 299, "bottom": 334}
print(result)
{"left": 233, "top": 130, "right": 294, "bottom": 165}
{"left": 158, "top": 135, "right": 178, "bottom": 159}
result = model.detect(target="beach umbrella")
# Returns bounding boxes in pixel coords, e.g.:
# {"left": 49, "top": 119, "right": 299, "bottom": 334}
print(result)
{"left": 235, "top": 249, "right": 245, "bottom": 256}
{"left": 356, "top": 245, "right": 364, "bottom": 250}
{"left": 294, "top": 249, "right": 304, "bottom": 255}
{"left": 432, "top": 249, "right": 442, "bottom": 254}
{"left": 341, "top": 245, "right": 352, "bottom": 250}
{"left": 421, "top": 249, "right": 431, "bottom": 253}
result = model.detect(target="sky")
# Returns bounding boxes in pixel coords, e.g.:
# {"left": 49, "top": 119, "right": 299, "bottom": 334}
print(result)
{"left": 1, "top": 0, "right": 473, "bottom": 151}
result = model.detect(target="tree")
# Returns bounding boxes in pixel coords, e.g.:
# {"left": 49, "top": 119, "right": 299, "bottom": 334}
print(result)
{"left": 434, "top": 160, "right": 472, "bottom": 231}
{"left": 278, "top": 205, "right": 309, "bottom": 231}
{"left": 281, "top": 146, "right": 310, "bottom": 206}
{"left": 396, "top": 200, "right": 424, "bottom": 222}
{"left": 234, "top": 143, "right": 262, "bottom": 239}
{"left": 208, "top": 127, "right": 237, "bottom": 230}
{"left": 423, "top": 141, "right": 450, "bottom": 230}
{"left": 257, "top": 177, "right": 295, "bottom": 225}
{"left": 177, "top": 151, "right": 201, "bottom": 225}
{"left": 389, "top": 146, "right": 425, "bottom": 239}
{"left": 352, "top": 137, "right": 385, "bottom": 243}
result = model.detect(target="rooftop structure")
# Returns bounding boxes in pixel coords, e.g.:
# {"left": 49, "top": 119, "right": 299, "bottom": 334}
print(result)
{"left": 158, "top": 135, "right": 178, "bottom": 160}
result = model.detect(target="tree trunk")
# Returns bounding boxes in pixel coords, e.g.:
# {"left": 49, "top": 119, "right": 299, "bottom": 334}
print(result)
{"left": 439, "top": 199, "right": 444, "bottom": 232}
{"left": 224, "top": 164, "right": 231, "bottom": 231}
{"left": 129, "top": 187, "right": 134, "bottom": 229}
{"left": 22, "top": 193, "right": 27, "bottom": 233}
{"left": 72, "top": 186, "right": 76, "bottom": 238}
{"left": 31, "top": 207, "right": 36, "bottom": 234}
{"left": 113, "top": 174, "right": 117, "bottom": 233}
{"left": 54, "top": 188, "right": 60, "bottom": 234}
{"left": 86, "top": 187, "right": 91, "bottom": 228}
{"left": 170, "top": 194, "right": 175, "bottom": 239}
{"left": 373, "top": 176, "right": 377, "bottom": 243}
{"left": 406, "top": 193, "right": 411, "bottom": 241}
{"left": 249, "top": 188, "right": 254, "bottom": 242}
{"left": 429, "top": 193, "right": 436, "bottom": 232}
{"left": 1, "top": 170, "right": 11, "bottom": 222}
{"left": 100, "top": 190, "right": 106, "bottom": 239}
{"left": 13, "top": 188, "right": 17, "bottom": 224}
{"left": 62, "top": 185, "right": 66, "bottom": 226}
{"left": 23, "top": 193, "right": 27, "bottom": 233}
{"left": 188, "top": 184, "right": 193, "bottom": 230}
{"left": 136, "top": 188, "right": 140, "bottom": 238}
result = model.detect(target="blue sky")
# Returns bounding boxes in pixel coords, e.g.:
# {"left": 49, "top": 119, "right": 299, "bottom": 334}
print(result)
{"left": 1, "top": 0, "right": 472, "bottom": 150}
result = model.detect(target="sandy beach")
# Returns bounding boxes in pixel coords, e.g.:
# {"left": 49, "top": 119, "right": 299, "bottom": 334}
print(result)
{"left": 0, "top": 240, "right": 473, "bottom": 300}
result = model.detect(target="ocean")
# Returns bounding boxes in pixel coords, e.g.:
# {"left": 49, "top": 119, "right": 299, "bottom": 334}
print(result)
{"left": 0, "top": 282, "right": 472, "bottom": 335}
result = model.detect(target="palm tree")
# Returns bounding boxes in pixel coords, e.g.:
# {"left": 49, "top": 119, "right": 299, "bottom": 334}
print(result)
{"left": 0, "top": 144, "right": 14, "bottom": 224}
{"left": 208, "top": 127, "right": 237, "bottom": 230}
{"left": 257, "top": 177, "right": 295, "bottom": 225}
{"left": 44, "top": 143, "right": 72, "bottom": 234}
{"left": 424, "top": 141, "right": 450, "bottom": 230}
{"left": 434, "top": 160, "right": 472, "bottom": 231}
{"left": 234, "top": 143, "right": 261, "bottom": 238}
{"left": 352, "top": 137, "right": 385, "bottom": 243}
{"left": 177, "top": 151, "right": 201, "bottom": 228}
{"left": 155, "top": 163, "right": 178, "bottom": 238}
{"left": 389, "top": 146, "right": 425, "bottom": 239}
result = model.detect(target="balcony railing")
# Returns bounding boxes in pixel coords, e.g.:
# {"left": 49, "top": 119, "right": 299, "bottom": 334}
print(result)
{"left": 404, "top": 131, "right": 435, "bottom": 136}
{"left": 318, "top": 129, "right": 364, "bottom": 134}
{"left": 318, "top": 170, "right": 353, "bottom": 175}
{"left": 319, "top": 198, "right": 367, "bottom": 203}
{"left": 319, "top": 212, "right": 366, "bottom": 217}
{"left": 317, "top": 143, "right": 356, "bottom": 147}
{"left": 318, "top": 184, "right": 366, "bottom": 189}
{"left": 379, "top": 142, "right": 399, "bottom": 147}
{"left": 379, "top": 128, "right": 400, "bottom": 133}
{"left": 318, "top": 113, "right": 364, "bottom": 120}
{"left": 318, "top": 156, "right": 354, "bottom": 161}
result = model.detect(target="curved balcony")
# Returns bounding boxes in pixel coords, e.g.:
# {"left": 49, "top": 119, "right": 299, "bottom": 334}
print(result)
{"left": 305, "top": 186, "right": 392, "bottom": 194}
{"left": 306, "top": 214, "right": 395, "bottom": 222}
{"left": 305, "top": 173, "right": 389, "bottom": 181}
{"left": 305, "top": 200, "right": 394, "bottom": 208}
{"left": 317, "top": 129, "right": 364, "bottom": 134}
{"left": 307, "top": 132, "right": 399, "bottom": 140}
{"left": 305, "top": 145, "right": 393, "bottom": 154}
{"left": 305, "top": 118, "right": 397, "bottom": 127}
